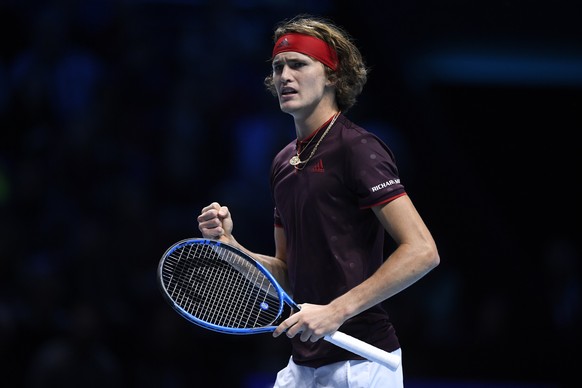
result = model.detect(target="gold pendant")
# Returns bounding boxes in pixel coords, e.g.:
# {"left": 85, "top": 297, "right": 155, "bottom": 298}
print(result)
{"left": 289, "top": 155, "right": 302, "bottom": 166}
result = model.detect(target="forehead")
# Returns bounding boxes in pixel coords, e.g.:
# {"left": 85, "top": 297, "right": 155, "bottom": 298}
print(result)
{"left": 272, "top": 51, "right": 314, "bottom": 64}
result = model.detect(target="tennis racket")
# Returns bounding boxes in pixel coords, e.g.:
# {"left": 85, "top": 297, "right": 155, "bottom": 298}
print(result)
{"left": 157, "top": 238, "right": 401, "bottom": 370}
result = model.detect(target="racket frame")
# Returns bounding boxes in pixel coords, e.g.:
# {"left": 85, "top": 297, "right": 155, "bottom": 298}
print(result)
{"left": 158, "top": 238, "right": 296, "bottom": 335}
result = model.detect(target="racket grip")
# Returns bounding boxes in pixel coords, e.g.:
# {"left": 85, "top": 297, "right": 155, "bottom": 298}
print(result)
{"left": 324, "top": 331, "right": 401, "bottom": 370}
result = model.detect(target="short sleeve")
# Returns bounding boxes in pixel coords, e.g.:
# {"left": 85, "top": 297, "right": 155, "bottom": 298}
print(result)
{"left": 345, "top": 132, "right": 406, "bottom": 208}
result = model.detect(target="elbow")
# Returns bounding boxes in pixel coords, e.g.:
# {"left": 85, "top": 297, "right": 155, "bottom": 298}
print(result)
{"left": 423, "top": 243, "right": 440, "bottom": 271}
{"left": 430, "top": 249, "right": 440, "bottom": 269}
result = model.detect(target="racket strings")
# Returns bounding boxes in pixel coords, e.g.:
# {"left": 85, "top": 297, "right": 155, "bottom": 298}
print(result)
{"left": 226, "top": 251, "right": 278, "bottom": 328}
{"left": 161, "top": 242, "right": 281, "bottom": 329}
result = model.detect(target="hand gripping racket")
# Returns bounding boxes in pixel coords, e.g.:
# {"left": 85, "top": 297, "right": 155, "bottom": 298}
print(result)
{"left": 157, "top": 238, "right": 401, "bottom": 370}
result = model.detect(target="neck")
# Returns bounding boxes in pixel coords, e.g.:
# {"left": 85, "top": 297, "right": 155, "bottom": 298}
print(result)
{"left": 293, "top": 106, "right": 340, "bottom": 141}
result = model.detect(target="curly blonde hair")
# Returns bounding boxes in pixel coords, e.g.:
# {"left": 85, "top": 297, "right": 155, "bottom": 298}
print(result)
{"left": 264, "top": 14, "right": 368, "bottom": 113}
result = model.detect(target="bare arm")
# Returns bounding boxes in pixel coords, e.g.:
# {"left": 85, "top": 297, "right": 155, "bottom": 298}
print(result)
{"left": 197, "top": 202, "right": 290, "bottom": 291}
{"left": 273, "top": 195, "right": 440, "bottom": 342}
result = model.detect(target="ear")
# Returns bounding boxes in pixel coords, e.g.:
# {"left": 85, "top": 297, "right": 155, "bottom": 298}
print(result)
{"left": 326, "top": 72, "right": 338, "bottom": 87}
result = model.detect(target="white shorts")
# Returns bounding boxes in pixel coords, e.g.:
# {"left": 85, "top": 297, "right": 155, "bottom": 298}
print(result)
{"left": 273, "top": 348, "right": 403, "bottom": 388}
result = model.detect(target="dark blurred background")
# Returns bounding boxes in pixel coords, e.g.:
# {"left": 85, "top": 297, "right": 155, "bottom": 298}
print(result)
{"left": 0, "top": 0, "right": 580, "bottom": 387}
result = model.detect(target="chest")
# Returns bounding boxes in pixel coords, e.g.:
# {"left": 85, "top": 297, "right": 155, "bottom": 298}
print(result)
{"left": 273, "top": 144, "right": 358, "bottom": 225}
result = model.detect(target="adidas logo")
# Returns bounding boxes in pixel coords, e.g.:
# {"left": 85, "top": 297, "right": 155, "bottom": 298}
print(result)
{"left": 277, "top": 38, "right": 290, "bottom": 49}
{"left": 311, "top": 159, "right": 325, "bottom": 173}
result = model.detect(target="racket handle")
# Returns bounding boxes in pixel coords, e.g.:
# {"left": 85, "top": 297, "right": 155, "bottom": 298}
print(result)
{"left": 324, "top": 331, "right": 401, "bottom": 370}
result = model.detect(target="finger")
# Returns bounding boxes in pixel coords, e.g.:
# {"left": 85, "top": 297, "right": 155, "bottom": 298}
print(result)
{"left": 199, "top": 220, "right": 223, "bottom": 233}
{"left": 272, "top": 323, "right": 288, "bottom": 338}
{"left": 285, "top": 320, "right": 307, "bottom": 339}
{"left": 197, "top": 210, "right": 218, "bottom": 223}
{"left": 217, "top": 205, "right": 230, "bottom": 219}
{"left": 200, "top": 227, "right": 223, "bottom": 239}
{"left": 200, "top": 202, "right": 221, "bottom": 214}
{"left": 273, "top": 317, "right": 295, "bottom": 338}
{"left": 299, "top": 330, "right": 312, "bottom": 342}
{"left": 198, "top": 216, "right": 224, "bottom": 238}
{"left": 286, "top": 327, "right": 299, "bottom": 339}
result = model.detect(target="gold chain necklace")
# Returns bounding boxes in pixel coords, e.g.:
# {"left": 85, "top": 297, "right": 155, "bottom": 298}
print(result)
{"left": 289, "top": 125, "right": 320, "bottom": 166}
{"left": 289, "top": 111, "right": 340, "bottom": 170}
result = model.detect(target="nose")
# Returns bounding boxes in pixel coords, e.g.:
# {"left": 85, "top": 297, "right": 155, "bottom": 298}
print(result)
{"left": 280, "top": 64, "right": 292, "bottom": 83}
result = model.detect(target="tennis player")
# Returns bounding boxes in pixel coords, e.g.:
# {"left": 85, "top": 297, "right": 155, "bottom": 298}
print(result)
{"left": 197, "top": 14, "right": 440, "bottom": 387}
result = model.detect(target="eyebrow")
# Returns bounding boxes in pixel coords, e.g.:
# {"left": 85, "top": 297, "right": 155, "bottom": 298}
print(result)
{"left": 272, "top": 55, "right": 310, "bottom": 66}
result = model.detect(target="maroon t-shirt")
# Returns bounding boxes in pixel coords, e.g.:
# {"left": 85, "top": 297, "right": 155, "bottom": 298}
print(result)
{"left": 269, "top": 113, "right": 406, "bottom": 367}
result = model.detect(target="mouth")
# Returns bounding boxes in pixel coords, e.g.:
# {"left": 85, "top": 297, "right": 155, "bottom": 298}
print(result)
{"left": 280, "top": 87, "right": 297, "bottom": 97}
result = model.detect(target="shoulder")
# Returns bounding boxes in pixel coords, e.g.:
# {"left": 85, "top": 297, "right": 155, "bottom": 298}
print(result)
{"left": 335, "top": 115, "right": 384, "bottom": 143}
{"left": 335, "top": 114, "right": 366, "bottom": 136}
{"left": 335, "top": 115, "right": 394, "bottom": 157}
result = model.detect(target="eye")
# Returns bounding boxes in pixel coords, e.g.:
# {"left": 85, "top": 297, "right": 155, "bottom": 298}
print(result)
{"left": 272, "top": 63, "right": 283, "bottom": 73}
{"left": 272, "top": 60, "right": 306, "bottom": 74}
{"left": 290, "top": 61, "right": 305, "bottom": 69}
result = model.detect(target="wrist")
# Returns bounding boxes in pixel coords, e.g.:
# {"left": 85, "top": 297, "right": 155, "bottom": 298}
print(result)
{"left": 329, "top": 297, "right": 355, "bottom": 323}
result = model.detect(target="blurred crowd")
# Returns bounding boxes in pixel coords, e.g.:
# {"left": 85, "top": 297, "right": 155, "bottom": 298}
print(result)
{"left": 0, "top": 1, "right": 316, "bottom": 386}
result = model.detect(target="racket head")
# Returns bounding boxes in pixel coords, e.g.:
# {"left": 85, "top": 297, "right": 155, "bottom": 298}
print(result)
{"left": 158, "top": 238, "right": 290, "bottom": 335}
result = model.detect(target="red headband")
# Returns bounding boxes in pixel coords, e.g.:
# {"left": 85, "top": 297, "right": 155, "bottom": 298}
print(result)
{"left": 272, "top": 33, "right": 338, "bottom": 71}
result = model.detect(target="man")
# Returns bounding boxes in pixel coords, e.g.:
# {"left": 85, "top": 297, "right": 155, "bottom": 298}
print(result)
{"left": 197, "top": 14, "right": 439, "bottom": 387}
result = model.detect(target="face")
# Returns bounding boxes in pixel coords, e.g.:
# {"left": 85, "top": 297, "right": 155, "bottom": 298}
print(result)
{"left": 272, "top": 51, "right": 332, "bottom": 116}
